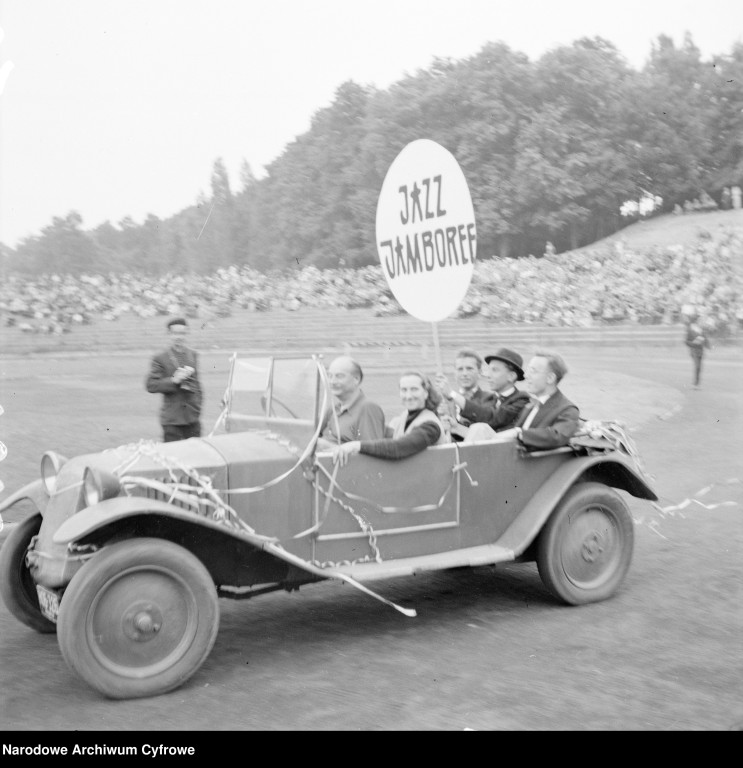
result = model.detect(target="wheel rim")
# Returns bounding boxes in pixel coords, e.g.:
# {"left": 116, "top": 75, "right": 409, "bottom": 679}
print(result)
{"left": 559, "top": 504, "right": 624, "bottom": 590}
{"left": 85, "top": 565, "right": 200, "bottom": 679}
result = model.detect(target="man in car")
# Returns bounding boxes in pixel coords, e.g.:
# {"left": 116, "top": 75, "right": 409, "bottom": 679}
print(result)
{"left": 439, "top": 348, "right": 531, "bottom": 436}
{"left": 508, "top": 351, "right": 579, "bottom": 450}
{"left": 316, "top": 355, "right": 386, "bottom": 449}
{"left": 467, "top": 351, "right": 579, "bottom": 450}
{"left": 145, "top": 317, "right": 203, "bottom": 442}
{"left": 434, "top": 347, "right": 492, "bottom": 440}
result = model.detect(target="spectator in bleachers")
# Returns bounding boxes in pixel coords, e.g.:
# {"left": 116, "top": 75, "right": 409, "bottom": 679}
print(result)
{"left": 1, "top": 231, "right": 741, "bottom": 340}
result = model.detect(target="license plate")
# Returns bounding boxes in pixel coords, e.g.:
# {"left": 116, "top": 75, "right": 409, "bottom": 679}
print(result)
{"left": 36, "top": 585, "right": 60, "bottom": 623}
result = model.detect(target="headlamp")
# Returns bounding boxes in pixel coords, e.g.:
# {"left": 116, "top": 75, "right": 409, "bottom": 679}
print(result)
{"left": 82, "top": 466, "right": 121, "bottom": 508}
{"left": 40, "top": 452, "right": 68, "bottom": 495}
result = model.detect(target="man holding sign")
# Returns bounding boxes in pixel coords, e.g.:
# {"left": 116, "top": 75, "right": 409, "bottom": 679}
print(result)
{"left": 435, "top": 347, "right": 491, "bottom": 441}
{"left": 436, "top": 348, "right": 531, "bottom": 438}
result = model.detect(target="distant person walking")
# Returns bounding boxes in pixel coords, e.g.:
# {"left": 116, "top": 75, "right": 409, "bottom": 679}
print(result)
{"left": 684, "top": 315, "right": 711, "bottom": 389}
{"left": 146, "top": 317, "right": 203, "bottom": 441}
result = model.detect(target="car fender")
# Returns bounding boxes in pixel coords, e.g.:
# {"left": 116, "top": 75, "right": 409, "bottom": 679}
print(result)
{"left": 498, "top": 451, "right": 657, "bottom": 555}
{"left": 52, "top": 495, "right": 277, "bottom": 552}
{"left": 0, "top": 479, "right": 48, "bottom": 517}
{"left": 50, "top": 495, "right": 402, "bottom": 606}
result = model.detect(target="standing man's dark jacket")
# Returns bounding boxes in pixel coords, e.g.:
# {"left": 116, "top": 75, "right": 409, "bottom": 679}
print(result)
{"left": 515, "top": 390, "right": 579, "bottom": 450}
{"left": 459, "top": 387, "right": 532, "bottom": 432}
{"left": 146, "top": 347, "right": 203, "bottom": 429}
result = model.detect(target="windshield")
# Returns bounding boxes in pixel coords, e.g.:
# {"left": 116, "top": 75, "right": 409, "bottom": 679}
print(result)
{"left": 225, "top": 354, "right": 325, "bottom": 428}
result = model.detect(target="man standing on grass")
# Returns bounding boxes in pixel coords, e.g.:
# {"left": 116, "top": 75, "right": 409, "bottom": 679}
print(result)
{"left": 146, "top": 317, "right": 203, "bottom": 442}
{"left": 684, "top": 313, "right": 711, "bottom": 389}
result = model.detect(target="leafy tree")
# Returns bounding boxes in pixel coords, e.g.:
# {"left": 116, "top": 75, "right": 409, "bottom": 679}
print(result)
{"left": 707, "top": 43, "right": 743, "bottom": 190}
{"left": 442, "top": 43, "right": 536, "bottom": 257}
{"left": 5, "top": 35, "right": 743, "bottom": 274}
{"left": 633, "top": 34, "right": 718, "bottom": 207}
{"left": 200, "top": 158, "right": 237, "bottom": 268}
{"left": 13, "top": 211, "right": 99, "bottom": 274}
{"left": 252, "top": 80, "right": 376, "bottom": 269}
{"left": 523, "top": 38, "right": 640, "bottom": 250}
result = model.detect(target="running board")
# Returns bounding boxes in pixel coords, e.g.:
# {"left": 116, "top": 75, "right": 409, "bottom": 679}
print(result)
{"left": 330, "top": 543, "right": 516, "bottom": 582}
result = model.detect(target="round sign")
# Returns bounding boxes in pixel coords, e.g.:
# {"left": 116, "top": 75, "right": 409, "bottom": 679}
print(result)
{"left": 376, "top": 139, "right": 477, "bottom": 323}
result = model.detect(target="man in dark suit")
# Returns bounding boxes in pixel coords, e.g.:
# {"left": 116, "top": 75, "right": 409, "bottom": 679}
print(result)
{"left": 437, "top": 348, "right": 531, "bottom": 437}
{"left": 146, "top": 317, "right": 203, "bottom": 442}
{"left": 434, "top": 348, "right": 492, "bottom": 441}
{"left": 684, "top": 313, "right": 711, "bottom": 389}
{"left": 511, "top": 351, "right": 579, "bottom": 450}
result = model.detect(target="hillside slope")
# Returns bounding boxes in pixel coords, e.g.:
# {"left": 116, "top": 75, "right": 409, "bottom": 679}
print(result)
{"left": 575, "top": 209, "right": 743, "bottom": 255}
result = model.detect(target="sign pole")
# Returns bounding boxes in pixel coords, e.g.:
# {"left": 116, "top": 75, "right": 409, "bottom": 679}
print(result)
{"left": 431, "top": 321, "right": 443, "bottom": 373}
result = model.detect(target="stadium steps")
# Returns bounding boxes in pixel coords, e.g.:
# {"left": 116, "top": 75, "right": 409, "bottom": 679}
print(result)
{"left": 2, "top": 308, "right": 732, "bottom": 357}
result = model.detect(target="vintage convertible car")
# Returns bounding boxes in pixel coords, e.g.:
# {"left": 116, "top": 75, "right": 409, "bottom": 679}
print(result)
{"left": 0, "top": 354, "right": 657, "bottom": 699}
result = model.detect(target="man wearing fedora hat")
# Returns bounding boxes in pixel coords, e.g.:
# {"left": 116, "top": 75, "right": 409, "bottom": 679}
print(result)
{"left": 145, "top": 317, "right": 203, "bottom": 442}
{"left": 436, "top": 348, "right": 531, "bottom": 437}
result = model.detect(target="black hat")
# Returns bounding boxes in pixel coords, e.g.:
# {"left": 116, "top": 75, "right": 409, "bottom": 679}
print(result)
{"left": 484, "top": 348, "right": 524, "bottom": 380}
{"left": 167, "top": 317, "right": 188, "bottom": 329}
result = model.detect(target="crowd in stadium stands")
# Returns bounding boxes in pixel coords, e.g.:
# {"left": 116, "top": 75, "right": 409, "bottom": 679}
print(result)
{"left": 2, "top": 230, "right": 742, "bottom": 338}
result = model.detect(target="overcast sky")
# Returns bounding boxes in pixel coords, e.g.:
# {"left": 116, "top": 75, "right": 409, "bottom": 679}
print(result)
{"left": 0, "top": 0, "right": 741, "bottom": 248}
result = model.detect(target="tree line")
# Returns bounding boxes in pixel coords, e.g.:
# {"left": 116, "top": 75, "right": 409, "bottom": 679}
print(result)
{"left": 5, "top": 33, "right": 743, "bottom": 276}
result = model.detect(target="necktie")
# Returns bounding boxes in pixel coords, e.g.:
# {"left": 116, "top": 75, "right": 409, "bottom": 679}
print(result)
{"left": 522, "top": 402, "right": 539, "bottom": 430}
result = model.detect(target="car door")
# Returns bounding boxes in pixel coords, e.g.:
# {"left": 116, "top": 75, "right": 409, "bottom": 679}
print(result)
{"left": 312, "top": 443, "right": 462, "bottom": 564}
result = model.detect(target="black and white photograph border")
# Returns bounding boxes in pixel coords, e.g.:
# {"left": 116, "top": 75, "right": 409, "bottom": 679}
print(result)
{"left": 0, "top": 0, "right": 742, "bottom": 733}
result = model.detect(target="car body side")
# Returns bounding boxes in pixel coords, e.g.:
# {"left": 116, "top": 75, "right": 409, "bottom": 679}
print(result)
{"left": 2, "top": 428, "right": 656, "bottom": 594}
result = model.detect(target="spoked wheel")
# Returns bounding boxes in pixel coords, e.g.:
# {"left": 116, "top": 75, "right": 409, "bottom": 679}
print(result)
{"left": 57, "top": 538, "right": 219, "bottom": 699}
{"left": 537, "top": 482, "right": 634, "bottom": 605}
{"left": 0, "top": 513, "right": 56, "bottom": 633}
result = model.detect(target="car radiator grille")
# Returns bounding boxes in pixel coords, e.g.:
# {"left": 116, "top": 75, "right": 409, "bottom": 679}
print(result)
{"left": 138, "top": 474, "right": 211, "bottom": 518}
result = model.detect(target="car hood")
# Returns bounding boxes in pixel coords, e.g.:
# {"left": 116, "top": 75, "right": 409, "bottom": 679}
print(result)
{"left": 36, "top": 430, "right": 308, "bottom": 558}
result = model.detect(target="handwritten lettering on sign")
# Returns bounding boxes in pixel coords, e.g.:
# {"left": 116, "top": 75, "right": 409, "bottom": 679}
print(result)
{"left": 376, "top": 141, "right": 476, "bottom": 323}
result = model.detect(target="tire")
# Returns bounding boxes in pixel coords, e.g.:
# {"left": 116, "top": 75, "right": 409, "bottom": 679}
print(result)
{"left": 0, "top": 514, "right": 56, "bottom": 633}
{"left": 536, "top": 482, "right": 634, "bottom": 605}
{"left": 57, "top": 538, "right": 219, "bottom": 699}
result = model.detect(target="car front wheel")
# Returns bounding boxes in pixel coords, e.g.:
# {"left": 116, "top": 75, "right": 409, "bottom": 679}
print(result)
{"left": 57, "top": 538, "right": 219, "bottom": 699}
{"left": 537, "top": 482, "right": 634, "bottom": 605}
{"left": 0, "top": 513, "right": 57, "bottom": 633}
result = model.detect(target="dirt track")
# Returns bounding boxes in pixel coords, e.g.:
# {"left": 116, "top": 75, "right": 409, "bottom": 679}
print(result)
{"left": 0, "top": 344, "right": 741, "bottom": 731}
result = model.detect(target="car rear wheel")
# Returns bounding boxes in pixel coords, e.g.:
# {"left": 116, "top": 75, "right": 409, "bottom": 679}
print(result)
{"left": 0, "top": 513, "right": 57, "bottom": 633}
{"left": 57, "top": 538, "right": 219, "bottom": 699}
{"left": 537, "top": 482, "right": 634, "bottom": 605}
